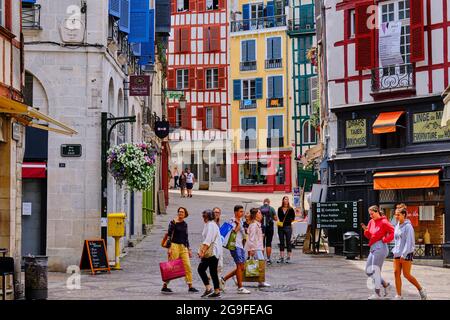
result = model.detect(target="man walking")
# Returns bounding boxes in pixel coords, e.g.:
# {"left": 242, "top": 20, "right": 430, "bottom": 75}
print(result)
{"left": 185, "top": 168, "right": 195, "bottom": 198}
{"left": 260, "top": 198, "right": 277, "bottom": 265}
{"left": 220, "top": 205, "right": 250, "bottom": 294}
{"left": 213, "top": 207, "right": 221, "bottom": 226}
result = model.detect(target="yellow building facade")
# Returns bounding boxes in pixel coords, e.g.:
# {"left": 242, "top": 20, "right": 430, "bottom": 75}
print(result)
{"left": 230, "top": 0, "right": 293, "bottom": 193}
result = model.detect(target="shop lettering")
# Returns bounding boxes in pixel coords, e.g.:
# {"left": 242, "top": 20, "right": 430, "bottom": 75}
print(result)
{"left": 413, "top": 111, "right": 450, "bottom": 143}
{"left": 346, "top": 119, "right": 367, "bottom": 147}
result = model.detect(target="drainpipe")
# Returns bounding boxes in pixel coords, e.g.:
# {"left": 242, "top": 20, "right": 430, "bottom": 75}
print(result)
{"left": 123, "top": 78, "right": 134, "bottom": 237}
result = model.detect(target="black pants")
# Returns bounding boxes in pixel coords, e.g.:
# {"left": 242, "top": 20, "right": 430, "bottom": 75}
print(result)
{"left": 197, "top": 256, "right": 220, "bottom": 290}
{"left": 278, "top": 226, "right": 292, "bottom": 252}
{"left": 174, "top": 176, "right": 179, "bottom": 188}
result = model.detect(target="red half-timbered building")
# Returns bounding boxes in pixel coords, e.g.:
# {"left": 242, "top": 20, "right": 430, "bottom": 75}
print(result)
{"left": 323, "top": 0, "right": 450, "bottom": 264}
{"left": 167, "top": 0, "right": 231, "bottom": 191}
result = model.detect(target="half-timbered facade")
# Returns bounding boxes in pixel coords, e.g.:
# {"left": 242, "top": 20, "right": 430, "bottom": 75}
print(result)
{"left": 167, "top": 0, "right": 231, "bottom": 191}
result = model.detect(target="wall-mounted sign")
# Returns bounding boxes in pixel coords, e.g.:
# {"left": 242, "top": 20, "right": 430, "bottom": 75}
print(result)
{"left": 413, "top": 111, "right": 450, "bottom": 143}
{"left": 155, "top": 120, "right": 170, "bottom": 139}
{"left": 166, "top": 90, "right": 185, "bottom": 100}
{"left": 61, "top": 144, "right": 82, "bottom": 157}
{"left": 346, "top": 119, "right": 367, "bottom": 148}
{"left": 12, "top": 123, "right": 21, "bottom": 142}
{"left": 129, "top": 75, "right": 150, "bottom": 96}
{"left": 22, "top": 202, "right": 32, "bottom": 216}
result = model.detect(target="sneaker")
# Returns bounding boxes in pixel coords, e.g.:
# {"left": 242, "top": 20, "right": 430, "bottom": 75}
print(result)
{"left": 276, "top": 257, "right": 284, "bottom": 264}
{"left": 219, "top": 277, "right": 226, "bottom": 292}
{"left": 383, "top": 283, "right": 391, "bottom": 297}
{"left": 188, "top": 287, "right": 199, "bottom": 293}
{"left": 237, "top": 287, "right": 251, "bottom": 294}
{"left": 267, "top": 259, "right": 272, "bottom": 265}
{"left": 393, "top": 295, "right": 403, "bottom": 300}
{"left": 201, "top": 289, "right": 213, "bottom": 298}
{"left": 161, "top": 287, "right": 173, "bottom": 294}
{"left": 419, "top": 288, "right": 428, "bottom": 300}
{"left": 258, "top": 282, "right": 271, "bottom": 288}
{"left": 285, "top": 257, "right": 291, "bottom": 264}
{"left": 207, "top": 292, "right": 221, "bottom": 298}
{"left": 368, "top": 293, "right": 383, "bottom": 300}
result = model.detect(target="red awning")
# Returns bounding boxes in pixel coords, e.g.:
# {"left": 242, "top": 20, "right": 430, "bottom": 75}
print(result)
{"left": 22, "top": 162, "right": 47, "bottom": 179}
{"left": 373, "top": 111, "right": 405, "bottom": 134}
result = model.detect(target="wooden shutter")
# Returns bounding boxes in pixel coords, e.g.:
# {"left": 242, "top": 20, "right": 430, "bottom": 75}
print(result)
{"left": 189, "top": 0, "right": 196, "bottom": 12}
{"left": 218, "top": 0, "right": 226, "bottom": 10}
{"left": 241, "top": 41, "right": 247, "bottom": 61}
{"left": 197, "top": 69, "right": 205, "bottom": 90}
{"left": 168, "top": 69, "right": 175, "bottom": 89}
{"left": 274, "top": 76, "right": 282, "bottom": 98}
{"left": 203, "top": 27, "right": 209, "bottom": 52}
{"left": 198, "top": 0, "right": 205, "bottom": 12}
{"left": 255, "top": 78, "right": 263, "bottom": 99}
{"left": 355, "top": 1, "right": 375, "bottom": 70}
{"left": 410, "top": 0, "right": 425, "bottom": 62}
{"left": 174, "top": 28, "right": 181, "bottom": 53}
{"left": 196, "top": 107, "right": 205, "bottom": 130}
{"left": 273, "top": 37, "right": 281, "bottom": 59}
{"left": 218, "top": 67, "right": 226, "bottom": 89}
{"left": 214, "top": 106, "right": 222, "bottom": 130}
{"left": 171, "top": 0, "right": 177, "bottom": 14}
{"left": 211, "top": 26, "right": 221, "bottom": 52}
{"left": 168, "top": 107, "right": 176, "bottom": 126}
{"left": 188, "top": 68, "right": 196, "bottom": 89}
{"left": 181, "top": 105, "right": 192, "bottom": 129}
{"left": 233, "top": 80, "right": 242, "bottom": 100}
{"left": 268, "top": 77, "right": 274, "bottom": 98}
{"left": 181, "top": 27, "right": 191, "bottom": 52}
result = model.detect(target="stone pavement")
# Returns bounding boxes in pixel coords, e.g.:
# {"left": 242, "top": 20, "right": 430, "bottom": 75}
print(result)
{"left": 48, "top": 190, "right": 450, "bottom": 300}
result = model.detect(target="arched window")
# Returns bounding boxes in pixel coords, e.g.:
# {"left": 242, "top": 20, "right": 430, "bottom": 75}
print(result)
{"left": 302, "top": 120, "right": 317, "bottom": 144}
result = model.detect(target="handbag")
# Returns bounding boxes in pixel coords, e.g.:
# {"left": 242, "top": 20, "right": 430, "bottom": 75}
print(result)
{"left": 277, "top": 209, "right": 289, "bottom": 228}
{"left": 243, "top": 260, "right": 265, "bottom": 283}
{"left": 159, "top": 258, "right": 186, "bottom": 282}
{"left": 161, "top": 220, "right": 175, "bottom": 248}
{"left": 200, "top": 224, "right": 219, "bottom": 259}
{"left": 244, "top": 258, "right": 260, "bottom": 278}
{"left": 224, "top": 231, "right": 237, "bottom": 250}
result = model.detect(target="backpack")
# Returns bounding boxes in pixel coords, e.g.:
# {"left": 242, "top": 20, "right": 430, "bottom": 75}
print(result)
{"left": 260, "top": 205, "right": 274, "bottom": 227}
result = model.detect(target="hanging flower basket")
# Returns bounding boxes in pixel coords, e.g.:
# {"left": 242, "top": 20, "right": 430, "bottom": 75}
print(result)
{"left": 106, "top": 142, "right": 157, "bottom": 191}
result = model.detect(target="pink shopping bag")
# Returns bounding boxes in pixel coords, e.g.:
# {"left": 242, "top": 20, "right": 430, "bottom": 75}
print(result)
{"left": 159, "top": 258, "right": 186, "bottom": 282}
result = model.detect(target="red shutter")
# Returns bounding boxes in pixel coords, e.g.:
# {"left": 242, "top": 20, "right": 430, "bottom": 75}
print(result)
{"left": 5, "top": 0, "right": 11, "bottom": 30}
{"left": 174, "top": 28, "right": 180, "bottom": 53}
{"left": 168, "top": 107, "right": 176, "bottom": 126}
{"left": 181, "top": 105, "right": 192, "bottom": 130}
{"left": 355, "top": 1, "right": 375, "bottom": 70}
{"left": 218, "top": 67, "right": 225, "bottom": 89}
{"left": 211, "top": 26, "right": 221, "bottom": 52}
{"left": 218, "top": 0, "right": 226, "bottom": 10}
{"left": 167, "top": 69, "right": 175, "bottom": 90}
{"left": 189, "top": 67, "right": 196, "bottom": 89}
{"left": 197, "top": 69, "right": 205, "bottom": 90}
{"left": 198, "top": 0, "right": 205, "bottom": 12}
{"left": 214, "top": 106, "right": 222, "bottom": 130}
{"left": 410, "top": 0, "right": 425, "bottom": 62}
{"left": 181, "top": 28, "right": 191, "bottom": 52}
{"left": 189, "top": 0, "right": 197, "bottom": 12}
{"left": 171, "top": 0, "right": 177, "bottom": 14}
{"left": 197, "top": 107, "right": 206, "bottom": 130}
{"left": 203, "top": 26, "right": 210, "bottom": 52}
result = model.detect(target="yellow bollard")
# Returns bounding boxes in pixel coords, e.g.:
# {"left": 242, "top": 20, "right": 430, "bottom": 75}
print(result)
{"left": 107, "top": 213, "right": 126, "bottom": 270}
{"left": 114, "top": 236, "right": 121, "bottom": 270}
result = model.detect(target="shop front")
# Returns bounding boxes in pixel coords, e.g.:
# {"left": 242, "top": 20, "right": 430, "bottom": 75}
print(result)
{"left": 231, "top": 150, "right": 292, "bottom": 193}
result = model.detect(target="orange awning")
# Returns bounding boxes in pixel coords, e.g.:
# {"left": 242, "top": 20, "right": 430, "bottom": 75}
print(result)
{"left": 373, "top": 169, "right": 441, "bottom": 190}
{"left": 373, "top": 111, "right": 405, "bottom": 134}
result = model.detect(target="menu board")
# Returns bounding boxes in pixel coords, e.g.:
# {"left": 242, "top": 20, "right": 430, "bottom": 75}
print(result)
{"left": 346, "top": 119, "right": 367, "bottom": 148}
{"left": 315, "top": 201, "right": 360, "bottom": 229}
{"left": 413, "top": 111, "right": 450, "bottom": 143}
{"left": 79, "top": 239, "right": 110, "bottom": 274}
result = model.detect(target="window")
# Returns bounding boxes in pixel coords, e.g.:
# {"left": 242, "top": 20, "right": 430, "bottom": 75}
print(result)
{"left": 241, "top": 40, "right": 256, "bottom": 62}
{"left": 380, "top": 114, "right": 406, "bottom": 150}
{"left": 177, "top": 0, "right": 189, "bottom": 12}
{"left": 241, "top": 117, "right": 257, "bottom": 148}
{"left": 267, "top": 37, "right": 282, "bottom": 60}
{"left": 242, "top": 79, "right": 256, "bottom": 100}
{"left": 349, "top": 9, "right": 356, "bottom": 38}
{"left": 176, "top": 108, "right": 182, "bottom": 127}
{"left": 211, "top": 149, "right": 226, "bottom": 182}
{"left": 239, "top": 161, "right": 268, "bottom": 185}
{"left": 206, "top": 0, "right": 219, "bottom": 10}
{"left": 205, "top": 107, "right": 214, "bottom": 129}
{"left": 302, "top": 120, "right": 317, "bottom": 144}
{"left": 268, "top": 115, "right": 283, "bottom": 138}
{"left": 206, "top": 68, "right": 219, "bottom": 89}
{"left": 268, "top": 76, "right": 283, "bottom": 98}
{"left": 176, "top": 69, "right": 189, "bottom": 89}
{"left": 250, "top": 3, "right": 264, "bottom": 29}
{"left": 0, "top": 0, "right": 4, "bottom": 27}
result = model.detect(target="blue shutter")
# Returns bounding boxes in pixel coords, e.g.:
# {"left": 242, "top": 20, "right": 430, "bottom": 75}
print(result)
{"left": 148, "top": 8, "right": 155, "bottom": 64}
{"left": 274, "top": 76, "right": 282, "bottom": 98}
{"left": 243, "top": 4, "right": 250, "bottom": 31}
{"left": 241, "top": 41, "right": 247, "bottom": 62}
{"left": 268, "top": 77, "right": 274, "bottom": 98}
{"left": 273, "top": 37, "right": 281, "bottom": 59}
{"left": 109, "top": 0, "right": 121, "bottom": 18}
{"left": 22, "top": 0, "right": 37, "bottom": 3}
{"left": 267, "top": 38, "right": 273, "bottom": 60}
{"left": 129, "top": 0, "right": 150, "bottom": 42}
{"left": 255, "top": 78, "right": 263, "bottom": 99}
{"left": 266, "top": 1, "right": 275, "bottom": 26}
{"left": 138, "top": 56, "right": 150, "bottom": 66}
{"left": 233, "top": 80, "right": 242, "bottom": 100}
{"left": 248, "top": 40, "right": 256, "bottom": 61}
{"left": 119, "top": 0, "right": 130, "bottom": 33}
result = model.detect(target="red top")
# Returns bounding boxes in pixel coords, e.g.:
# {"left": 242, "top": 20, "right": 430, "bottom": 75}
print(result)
{"left": 364, "top": 216, "right": 395, "bottom": 247}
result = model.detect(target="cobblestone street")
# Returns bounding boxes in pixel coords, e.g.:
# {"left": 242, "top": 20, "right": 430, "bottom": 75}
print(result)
{"left": 48, "top": 191, "right": 450, "bottom": 300}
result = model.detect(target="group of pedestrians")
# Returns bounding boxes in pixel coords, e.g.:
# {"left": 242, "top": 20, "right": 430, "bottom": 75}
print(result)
{"left": 160, "top": 196, "right": 297, "bottom": 298}
{"left": 362, "top": 203, "right": 428, "bottom": 300}
{"left": 171, "top": 167, "right": 195, "bottom": 198}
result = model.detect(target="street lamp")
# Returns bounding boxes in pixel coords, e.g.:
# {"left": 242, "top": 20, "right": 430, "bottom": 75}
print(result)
{"left": 179, "top": 95, "right": 187, "bottom": 110}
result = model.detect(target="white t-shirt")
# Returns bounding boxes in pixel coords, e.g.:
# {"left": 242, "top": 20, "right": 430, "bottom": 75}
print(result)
{"left": 186, "top": 173, "right": 195, "bottom": 184}
{"left": 201, "top": 221, "right": 223, "bottom": 259}
{"left": 230, "top": 217, "right": 246, "bottom": 249}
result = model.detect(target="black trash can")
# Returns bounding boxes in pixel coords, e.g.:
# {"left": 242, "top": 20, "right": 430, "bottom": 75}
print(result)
{"left": 23, "top": 256, "right": 48, "bottom": 300}
{"left": 343, "top": 231, "right": 359, "bottom": 260}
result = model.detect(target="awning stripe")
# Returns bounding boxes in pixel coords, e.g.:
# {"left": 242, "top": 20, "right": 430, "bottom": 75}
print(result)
{"left": 373, "top": 111, "right": 405, "bottom": 134}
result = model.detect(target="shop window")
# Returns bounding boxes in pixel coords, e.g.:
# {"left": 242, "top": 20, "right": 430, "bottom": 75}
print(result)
{"left": 211, "top": 150, "right": 226, "bottom": 182}
{"left": 379, "top": 123, "right": 406, "bottom": 150}
{"left": 239, "top": 161, "right": 268, "bottom": 185}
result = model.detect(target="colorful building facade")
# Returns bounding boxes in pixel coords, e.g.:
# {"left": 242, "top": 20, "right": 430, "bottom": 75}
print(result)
{"left": 230, "top": 0, "right": 293, "bottom": 193}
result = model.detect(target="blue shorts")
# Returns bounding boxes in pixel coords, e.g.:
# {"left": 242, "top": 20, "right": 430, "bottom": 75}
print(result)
{"left": 230, "top": 247, "right": 246, "bottom": 264}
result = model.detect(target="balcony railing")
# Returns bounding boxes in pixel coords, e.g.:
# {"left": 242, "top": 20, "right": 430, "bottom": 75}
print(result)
{"left": 240, "top": 138, "right": 257, "bottom": 149}
{"left": 371, "top": 63, "right": 415, "bottom": 92}
{"left": 240, "top": 61, "right": 257, "bottom": 71}
{"left": 266, "top": 98, "right": 283, "bottom": 108}
{"left": 288, "top": 18, "right": 315, "bottom": 33}
{"left": 265, "top": 58, "right": 282, "bottom": 69}
{"left": 240, "top": 100, "right": 257, "bottom": 110}
{"left": 22, "top": 4, "right": 41, "bottom": 30}
{"left": 267, "top": 137, "right": 284, "bottom": 148}
{"left": 231, "top": 15, "right": 287, "bottom": 32}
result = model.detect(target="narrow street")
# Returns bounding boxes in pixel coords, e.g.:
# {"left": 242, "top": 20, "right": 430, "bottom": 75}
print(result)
{"left": 47, "top": 191, "right": 450, "bottom": 300}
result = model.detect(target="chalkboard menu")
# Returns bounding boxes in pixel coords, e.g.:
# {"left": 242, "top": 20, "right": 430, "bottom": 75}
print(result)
{"left": 315, "top": 201, "right": 360, "bottom": 229}
{"left": 80, "top": 239, "right": 110, "bottom": 274}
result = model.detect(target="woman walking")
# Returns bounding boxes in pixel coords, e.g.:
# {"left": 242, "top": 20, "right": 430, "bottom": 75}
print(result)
{"left": 198, "top": 209, "right": 223, "bottom": 298}
{"left": 392, "top": 207, "right": 427, "bottom": 300}
{"left": 245, "top": 208, "right": 270, "bottom": 288}
{"left": 361, "top": 205, "right": 394, "bottom": 300}
{"left": 178, "top": 170, "right": 187, "bottom": 198}
{"left": 161, "top": 207, "right": 199, "bottom": 294}
{"left": 277, "top": 196, "right": 296, "bottom": 263}
{"left": 173, "top": 167, "right": 180, "bottom": 189}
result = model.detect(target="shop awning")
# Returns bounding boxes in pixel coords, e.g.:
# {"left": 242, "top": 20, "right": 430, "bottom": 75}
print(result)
{"left": 22, "top": 162, "right": 47, "bottom": 179}
{"left": 0, "top": 96, "right": 77, "bottom": 136}
{"left": 373, "top": 169, "right": 441, "bottom": 190}
{"left": 372, "top": 111, "right": 405, "bottom": 134}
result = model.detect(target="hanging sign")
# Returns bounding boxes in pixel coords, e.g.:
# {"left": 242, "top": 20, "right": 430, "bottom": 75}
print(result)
{"left": 129, "top": 75, "right": 150, "bottom": 96}
{"left": 379, "top": 21, "right": 404, "bottom": 67}
{"left": 155, "top": 120, "right": 170, "bottom": 139}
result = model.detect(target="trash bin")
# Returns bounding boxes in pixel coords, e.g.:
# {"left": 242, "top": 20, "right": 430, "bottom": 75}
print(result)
{"left": 343, "top": 231, "right": 359, "bottom": 260}
{"left": 23, "top": 256, "right": 48, "bottom": 300}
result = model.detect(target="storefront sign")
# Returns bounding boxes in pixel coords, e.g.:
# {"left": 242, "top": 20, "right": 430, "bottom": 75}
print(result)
{"left": 129, "top": 75, "right": 150, "bottom": 96}
{"left": 413, "top": 111, "right": 450, "bottom": 143}
{"left": 315, "top": 201, "right": 359, "bottom": 229}
{"left": 61, "top": 144, "right": 82, "bottom": 157}
{"left": 155, "top": 120, "right": 170, "bottom": 139}
{"left": 346, "top": 119, "right": 367, "bottom": 148}
{"left": 166, "top": 90, "right": 185, "bottom": 100}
